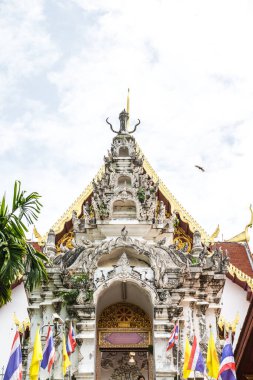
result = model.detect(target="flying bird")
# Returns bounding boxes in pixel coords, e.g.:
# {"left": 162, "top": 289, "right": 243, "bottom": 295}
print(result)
{"left": 195, "top": 165, "right": 205, "bottom": 172}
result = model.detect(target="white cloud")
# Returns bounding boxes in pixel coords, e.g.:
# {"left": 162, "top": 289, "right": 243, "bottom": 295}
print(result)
{"left": 0, "top": 0, "right": 253, "bottom": 248}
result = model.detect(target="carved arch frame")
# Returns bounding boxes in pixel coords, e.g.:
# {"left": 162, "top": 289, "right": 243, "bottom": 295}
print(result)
{"left": 108, "top": 195, "right": 141, "bottom": 220}
{"left": 92, "top": 237, "right": 186, "bottom": 272}
{"left": 93, "top": 275, "right": 158, "bottom": 306}
{"left": 111, "top": 137, "right": 136, "bottom": 158}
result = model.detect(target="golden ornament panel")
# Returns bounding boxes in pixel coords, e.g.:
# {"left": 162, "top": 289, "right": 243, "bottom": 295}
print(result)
{"left": 98, "top": 303, "right": 151, "bottom": 330}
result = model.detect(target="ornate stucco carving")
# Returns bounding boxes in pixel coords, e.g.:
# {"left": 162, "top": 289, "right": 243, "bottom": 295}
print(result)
{"left": 27, "top": 109, "right": 230, "bottom": 380}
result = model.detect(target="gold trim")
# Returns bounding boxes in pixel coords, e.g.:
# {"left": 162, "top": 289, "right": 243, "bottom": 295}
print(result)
{"left": 33, "top": 225, "right": 45, "bottom": 246}
{"left": 142, "top": 155, "right": 210, "bottom": 242}
{"left": 228, "top": 263, "right": 253, "bottom": 290}
{"left": 210, "top": 224, "right": 220, "bottom": 241}
{"left": 218, "top": 312, "right": 240, "bottom": 333}
{"left": 173, "top": 226, "right": 192, "bottom": 252}
{"left": 43, "top": 165, "right": 105, "bottom": 240}
{"left": 98, "top": 303, "right": 151, "bottom": 330}
{"left": 99, "top": 330, "right": 151, "bottom": 349}
{"left": 45, "top": 144, "right": 210, "bottom": 242}
{"left": 56, "top": 230, "right": 74, "bottom": 252}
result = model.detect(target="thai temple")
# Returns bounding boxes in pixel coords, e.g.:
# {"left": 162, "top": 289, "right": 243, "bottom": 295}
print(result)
{"left": 1, "top": 103, "right": 253, "bottom": 380}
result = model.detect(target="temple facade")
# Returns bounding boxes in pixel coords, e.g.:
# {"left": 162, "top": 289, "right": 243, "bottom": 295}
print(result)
{"left": 24, "top": 109, "right": 230, "bottom": 380}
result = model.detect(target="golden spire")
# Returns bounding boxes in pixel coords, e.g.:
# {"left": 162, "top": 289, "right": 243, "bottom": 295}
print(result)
{"left": 126, "top": 88, "right": 130, "bottom": 130}
{"left": 226, "top": 204, "right": 253, "bottom": 243}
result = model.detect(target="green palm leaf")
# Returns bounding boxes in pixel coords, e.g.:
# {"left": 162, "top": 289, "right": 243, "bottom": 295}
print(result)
{"left": 0, "top": 180, "right": 47, "bottom": 306}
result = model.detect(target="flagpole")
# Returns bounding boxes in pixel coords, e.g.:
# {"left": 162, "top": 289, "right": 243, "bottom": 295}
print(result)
{"left": 176, "top": 321, "right": 180, "bottom": 380}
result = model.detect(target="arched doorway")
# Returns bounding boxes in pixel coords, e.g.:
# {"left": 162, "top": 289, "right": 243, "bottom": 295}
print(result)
{"left": 96, "top": 302, "right": 153, "bottom": 379}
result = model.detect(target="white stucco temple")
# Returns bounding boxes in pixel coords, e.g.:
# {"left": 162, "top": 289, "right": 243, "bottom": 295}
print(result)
{"left": 23, "top": 108, "right": 232, "bottom": 380}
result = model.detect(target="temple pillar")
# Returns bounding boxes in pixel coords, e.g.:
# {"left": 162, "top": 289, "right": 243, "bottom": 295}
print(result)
{"left": 72, "top": 306, "right": 96, "bottom": 380}
{"left": 153, "top": 307, "right": 177, "bottom": 380}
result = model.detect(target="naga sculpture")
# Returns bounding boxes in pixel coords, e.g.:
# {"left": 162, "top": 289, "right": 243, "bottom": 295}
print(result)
{"left": 106, "top": 109, "right": 140, "bottom": 134}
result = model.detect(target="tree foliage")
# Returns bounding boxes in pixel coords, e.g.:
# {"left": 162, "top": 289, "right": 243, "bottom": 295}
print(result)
{"left": 0, "top": 181, "right": 48, "bottom": 306}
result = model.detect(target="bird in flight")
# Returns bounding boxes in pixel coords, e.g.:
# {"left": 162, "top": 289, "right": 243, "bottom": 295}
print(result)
{"left": 195, "top": 165, "right": 205, "bottom": 172}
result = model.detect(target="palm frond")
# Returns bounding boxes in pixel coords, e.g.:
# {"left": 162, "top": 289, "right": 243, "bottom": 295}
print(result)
{"left": 0, "top": 181, "right": 45, "bottom": 306}
{"left": 0, "top": 194, "right": 8, "bottom": 228}
{"left": 24, "top": 243, "right": 48, "bottom": 291}
{"left": 0, "top": 281, "right": 12, "bottom": 307}
{"left": 0, "top": 239, "right": 25, "bottom": 285}
{"left": 12, "top": 180, "right": 42, "bottom": 225}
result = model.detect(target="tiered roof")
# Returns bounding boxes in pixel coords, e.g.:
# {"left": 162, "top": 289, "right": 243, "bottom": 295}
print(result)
{"left": 37, "top": 107, "right": 253, "bottom": 297}
{"left": 44, "top": 154, "right": 210, "bottom": 244}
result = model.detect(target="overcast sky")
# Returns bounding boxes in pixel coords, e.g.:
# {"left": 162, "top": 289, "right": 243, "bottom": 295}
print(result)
{"left": 1, "top": 0, "right": 253, "bottom": 244}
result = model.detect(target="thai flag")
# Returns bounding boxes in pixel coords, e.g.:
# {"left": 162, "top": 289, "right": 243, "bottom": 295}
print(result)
{"left": 166, "top": 322, "right": 179, "bottom": 350}
{"left": 41, "top": 326, "right": 55, "bottom": 373}
{"left": 66, "top": 322, "right": 77, "bottom": 355}
{"left": 4, "top": 331, "right": 22, "bottom": 380}
{"left": 187, "top": 335, "right": 205, "bottom": 373}
{"left": 218, "top": 338, "right": 237, "bottom": 380}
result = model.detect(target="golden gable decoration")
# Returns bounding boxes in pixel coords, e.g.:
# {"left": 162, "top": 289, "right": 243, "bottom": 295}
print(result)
{"left": 98, "top": 303, "right": 151, "bottom": 330}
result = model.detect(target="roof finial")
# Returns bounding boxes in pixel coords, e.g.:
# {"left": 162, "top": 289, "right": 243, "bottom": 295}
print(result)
{"left": 106, "top": 92, "right": 140, "bottom": 135}
{"left": 119, "top": 109, "right": 129, "bottom": 133}
{"left": 210, "top": 224, "right": 220, "bottom": 242}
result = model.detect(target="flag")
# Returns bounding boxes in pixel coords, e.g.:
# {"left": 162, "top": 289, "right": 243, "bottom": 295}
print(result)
{"left": 183, "top": 336, "right": 191, "bottom": 379}
{"left": 41, "top": 326, "right": 55, "bottom": 373}
{"left": 29, "top": 327, "right": 43, "bottom": 380}
{"left": 166, "top": 322, "right": 179, "bottom": 350}
{"left": 4, "top": 331, "right": 22, "bottom": 380}
{"left": 66, "top": 322, "right": 77, "bottom": 355}
{"left": 188, "top": 335, "right": 205, "bottom": 374}
{"left": 62, "top": 335, "right": 71, "bottom": 375}
{"left": 218, "top": 338, "right": 237, "bottom": 380}
{"left": 206, "top": 330, "right": 219, "bottom": 379}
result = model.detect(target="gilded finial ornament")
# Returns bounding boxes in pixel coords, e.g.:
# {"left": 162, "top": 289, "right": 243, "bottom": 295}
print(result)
{"left": 210, "top": 224, "right": 220, "bottom": 241}
{"left": 218, "top": 313, "right": 240, "bottom": 333}
{"left": 33, "top": 225, "right": 45, "bottom": 246}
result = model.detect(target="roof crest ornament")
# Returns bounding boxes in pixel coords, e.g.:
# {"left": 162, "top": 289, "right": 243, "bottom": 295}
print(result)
{"left": 106, "top": 109, "right": 140, "bottom": 135}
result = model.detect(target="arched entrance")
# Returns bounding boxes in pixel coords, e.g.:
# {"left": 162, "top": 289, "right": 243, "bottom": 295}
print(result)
{"left": 96, "top": 302, "right": 153, "bottom": 379}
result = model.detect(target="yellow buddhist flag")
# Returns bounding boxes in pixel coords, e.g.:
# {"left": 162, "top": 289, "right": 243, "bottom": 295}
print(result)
{"left": 62, "top": 334, "right": 71, "bottom": 375}
{"left": 30, "top": 327, "right": 43, "bottom": 380}
{"left": 207, "top": 331, "right": 219, "bottom": 379}
{"left": 183, "top": 336, "right": 191, "bottom": 379}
